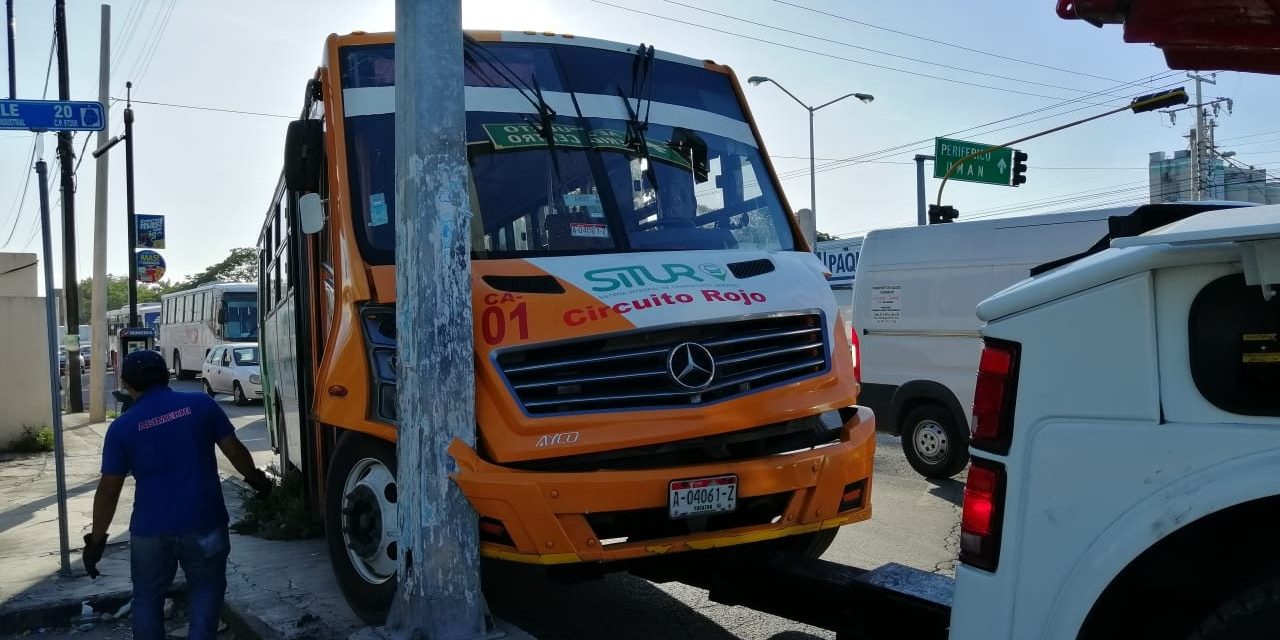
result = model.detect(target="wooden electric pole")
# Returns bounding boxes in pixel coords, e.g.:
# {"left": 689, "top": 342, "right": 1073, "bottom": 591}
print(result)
{"left": 386, "top": 1, "right": 489, "bottom": 638}
{"left": 54, "top": 0, "right": 83, "bottom": 412}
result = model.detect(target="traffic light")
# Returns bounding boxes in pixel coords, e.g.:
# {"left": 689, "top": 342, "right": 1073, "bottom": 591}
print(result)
{"left": 1011, "top": 150, "right": 1028, "bottom": 187}
{"left": 928, "top": 204, "right": 958, "bottom": 224}
{"left": 1130, "top": 88, "right": 1188, "bottom": 114}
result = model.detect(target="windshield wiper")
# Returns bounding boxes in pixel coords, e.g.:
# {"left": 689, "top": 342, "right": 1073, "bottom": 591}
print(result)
{"left": 463, "top": 35, "right": 556, "bottom": 128}
{"left": 617, "top": 44, "right": 660, "bottom": 194}
{"left": 463, "top": 36, "right": 569, "bottom": 226}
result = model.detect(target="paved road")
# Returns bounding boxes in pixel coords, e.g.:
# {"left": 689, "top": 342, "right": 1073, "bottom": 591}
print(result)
{"left": 166, "top": 378, "right": 274, "bottom": 474}
{"left": 487, "top": 433, "right": 962, "bottom": 640}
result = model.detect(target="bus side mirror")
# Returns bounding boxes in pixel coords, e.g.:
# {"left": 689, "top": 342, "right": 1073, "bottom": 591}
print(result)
{"left": 217, "top": 307, "right": 227, "bottom": 324}
{"left": 299, "top": 193, "right": 325, "bottom": 235}
{"left": 284, "top": 119, "right": 324, "bottom": 193}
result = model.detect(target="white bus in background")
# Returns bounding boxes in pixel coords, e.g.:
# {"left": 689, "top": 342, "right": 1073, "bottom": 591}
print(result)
{"left": 158, "top": 282, "right": 259, "bottom": 379}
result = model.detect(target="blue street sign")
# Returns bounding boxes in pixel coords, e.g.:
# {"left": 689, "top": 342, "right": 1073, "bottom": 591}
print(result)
{"left": 0, "top": 99, "right": 105, "bottom": 131}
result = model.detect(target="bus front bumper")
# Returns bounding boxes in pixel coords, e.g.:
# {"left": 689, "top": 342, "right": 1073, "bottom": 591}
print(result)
{"left": 449, "top": 406, "right": 876, "bottom": 564}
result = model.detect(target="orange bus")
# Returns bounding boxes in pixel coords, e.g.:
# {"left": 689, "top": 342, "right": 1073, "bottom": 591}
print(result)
{"left": 259, "top": 30, "right": 875, "bottom": 622}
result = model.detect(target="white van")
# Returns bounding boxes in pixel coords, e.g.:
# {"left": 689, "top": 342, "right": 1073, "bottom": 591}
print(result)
{"left": 951, "top": 203, "right": 1278, "bottom": 639}
{"left": 851, "top": 202, "right": 1246, "bottom": 478}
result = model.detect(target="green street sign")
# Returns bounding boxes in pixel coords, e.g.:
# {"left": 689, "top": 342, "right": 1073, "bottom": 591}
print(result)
{"left": 934, "top": 137, "right": 1014, "bottom": 186}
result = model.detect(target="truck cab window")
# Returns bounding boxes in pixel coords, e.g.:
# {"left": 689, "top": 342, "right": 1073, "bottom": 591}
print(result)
{"left": 1189, "top": 273, "right": 1280, "bottom": 416}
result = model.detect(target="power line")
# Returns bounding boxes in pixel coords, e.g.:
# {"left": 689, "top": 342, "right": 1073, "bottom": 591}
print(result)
{"left": 124, "top": 0, "right": 172, "bottom": 86}
{"left": 654, "top": 0, "right": 1138, "bottom": 100}
{"left": 132, "top": 0, "right": 178, "bottom": 89}
{"left": 770, "top": 72, "right": 1182, "bottom": 181}
{"left": 769, "top": 155, "right": 1147, "bottom": 170}
{"left": 110, "top": 0, "right": 148, "bottom": 73}
{"left": 112, "top": 97, "right": 293, "bottom": 119}
{"left": 966, "top": 167, "right": 1280, "bottom": 221}
{"left": 583, "top": 0, "right": 1140, "bottom": 103}
{"left": 0, "top": 37, "right": 57, "bottom": 249}
{"left": 767, "top": 0, "right": 1132, "bottom": 85}
{"left": 1217, "top": 129, "right": 1280, "bottom": 144}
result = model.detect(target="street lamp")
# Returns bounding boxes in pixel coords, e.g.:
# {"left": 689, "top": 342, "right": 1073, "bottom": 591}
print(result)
{"left": 747, "top": 75, "right": 873, "bottom": 245}
{"left": 92, "top": 81, "right": 139, "bottom": 327}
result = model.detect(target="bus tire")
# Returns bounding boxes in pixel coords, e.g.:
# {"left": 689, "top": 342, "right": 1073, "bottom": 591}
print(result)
{"left": 1190, "top": 577, "right": 1280, "bottom": 640}
{"left": 173, "top": 351, "right": 196, "bottom": 381}
{"left": 901, "top": 403, "right": 969, "bottom": 479}
{"left": 325, "top": 434, "right": 398, "bottom": 625}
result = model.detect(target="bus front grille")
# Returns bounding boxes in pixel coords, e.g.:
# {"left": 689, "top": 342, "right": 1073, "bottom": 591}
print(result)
{"left": 495, "top": 312, "right": 828, "bottom": 415}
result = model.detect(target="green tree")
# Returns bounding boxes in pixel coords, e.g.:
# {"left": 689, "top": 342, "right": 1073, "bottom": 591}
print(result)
{"left": 77, "top": 275, "right": 162, "bottom": 323}
{"left": 176, "top": 247, "right": 257, "bottom": 291}
{"left": 815, "top": 231, "right": 837, "bottom": 242}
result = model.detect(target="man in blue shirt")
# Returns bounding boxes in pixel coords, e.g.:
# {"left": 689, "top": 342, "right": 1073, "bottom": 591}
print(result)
{"left": 84, "top": 350, "right": 271, "bottom": 640}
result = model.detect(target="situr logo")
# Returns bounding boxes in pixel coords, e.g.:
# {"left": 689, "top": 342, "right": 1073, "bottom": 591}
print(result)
{"left": 583, "top": 263, "right": 729, "bottom": 293}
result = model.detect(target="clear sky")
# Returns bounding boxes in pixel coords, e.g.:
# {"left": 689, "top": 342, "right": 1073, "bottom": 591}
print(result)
{"left": 2, "top": 0, "right": 1278, "bottom": 287}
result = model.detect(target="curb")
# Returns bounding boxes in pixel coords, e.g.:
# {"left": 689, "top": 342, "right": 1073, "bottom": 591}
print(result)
{"left": 219, "top": 600, "right": 272, "bottom": 640}
{"left": 0, "top": 588, "right": 178, "bottom": 634}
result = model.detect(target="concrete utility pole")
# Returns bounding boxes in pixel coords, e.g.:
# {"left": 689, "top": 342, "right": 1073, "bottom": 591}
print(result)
{"left": 913, "top": 154, "right": 932, "bottom": 226}
{"left": 54, "top": 0, "right": 83, "bottom": 412}
{"left": 1161, "top": 74, "right": 1230, "bottom": 203}
{"left": 387, "top": 1, "right": 488, "bottom": 638}
{"left": 88, "top": 4, "right": 109, "bottom": 422}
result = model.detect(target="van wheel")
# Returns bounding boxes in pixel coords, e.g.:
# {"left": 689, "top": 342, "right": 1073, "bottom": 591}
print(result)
{"left": 901, "top": 404, "right": 969, "bottom": 479}
{"left": 1189, "top": 577, "right": 1280, "bottom": 640}
{"left": 325, "top": 435, "right": 398, "bottom": 625}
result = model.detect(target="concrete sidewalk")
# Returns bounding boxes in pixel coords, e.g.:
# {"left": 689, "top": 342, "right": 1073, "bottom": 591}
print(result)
{"left": 0, "top": 412, "right": 533, "bottom": 639}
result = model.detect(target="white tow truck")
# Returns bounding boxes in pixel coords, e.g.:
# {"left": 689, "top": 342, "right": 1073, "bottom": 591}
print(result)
{"left": 670, "top": 203, "right": 1279, "bottom": 640}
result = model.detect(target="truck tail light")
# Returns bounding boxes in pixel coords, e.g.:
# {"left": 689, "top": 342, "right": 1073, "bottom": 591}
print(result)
{"left": 971, "top": 338, "right": 1020, "bottom": 454}
{"left": 959, "top": 457, "right": 1006, "bottom": 571}
{"left": 850, "top": 326, "right": 861, "bottom": 384}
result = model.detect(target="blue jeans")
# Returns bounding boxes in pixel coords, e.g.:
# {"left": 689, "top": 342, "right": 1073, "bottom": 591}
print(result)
{"left": 130, "top": 527, "right": 230, "bottom": 640}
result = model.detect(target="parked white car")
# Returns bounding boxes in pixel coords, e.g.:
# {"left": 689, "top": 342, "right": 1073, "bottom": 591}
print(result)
{"left": 202, "top": 344, "right": 263, "bottom": 405}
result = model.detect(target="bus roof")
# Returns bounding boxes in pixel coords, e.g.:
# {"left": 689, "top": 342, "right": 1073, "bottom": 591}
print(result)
{"left": 159, "top": 282, "right": 257, "bottom": 299}
{"left": 328, "top": 30, "right": 715, "bottom": 71}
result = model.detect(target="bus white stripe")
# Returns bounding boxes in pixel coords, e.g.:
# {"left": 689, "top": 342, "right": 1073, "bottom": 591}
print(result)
{"left": 341, "top": 86, "right": 758, "bottom": 148}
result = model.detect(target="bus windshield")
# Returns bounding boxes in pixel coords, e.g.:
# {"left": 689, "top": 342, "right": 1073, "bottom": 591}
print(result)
{"left": 340, "top": 41, "right": 796, "bottom": 263}
{"left": 223, "top": 292, "right": 258, "bottom": 341}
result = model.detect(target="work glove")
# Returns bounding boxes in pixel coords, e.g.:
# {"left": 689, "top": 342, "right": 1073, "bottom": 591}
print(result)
{"left": 244, "top": 468, "right": 273, "bottom": 497}
{"left": 83, "top": 533, "right": 107, "bottom": 579}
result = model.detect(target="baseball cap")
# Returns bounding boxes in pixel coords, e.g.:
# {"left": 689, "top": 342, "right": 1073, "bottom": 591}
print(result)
{"left": 120, "top": 349, "right": 170, "bottom": 387}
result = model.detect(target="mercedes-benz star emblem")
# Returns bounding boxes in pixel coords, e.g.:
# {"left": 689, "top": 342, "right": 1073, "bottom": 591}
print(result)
{"left": 667, "top": 342, "right": 716, "bottom": 390}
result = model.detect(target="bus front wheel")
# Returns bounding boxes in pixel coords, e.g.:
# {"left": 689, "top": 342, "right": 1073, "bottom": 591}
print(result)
{"left": 325, "top": 434, "right": 398, "bottom": 625}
